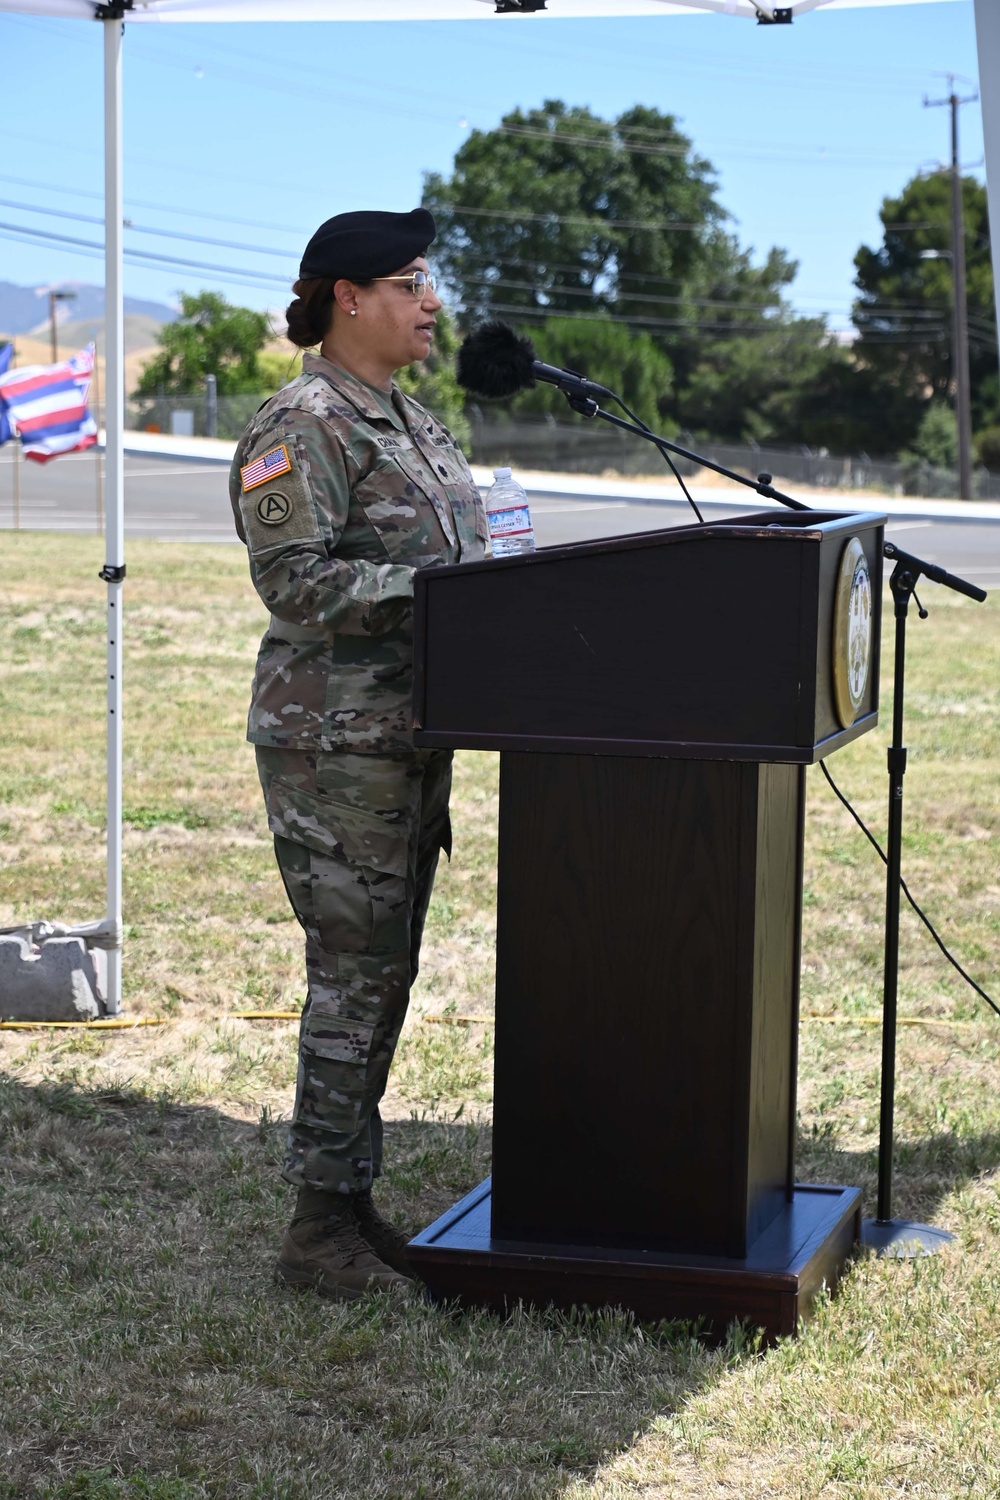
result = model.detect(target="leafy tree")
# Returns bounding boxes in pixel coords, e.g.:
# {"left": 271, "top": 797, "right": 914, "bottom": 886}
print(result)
{"left": 257, "top": 347, "right": 302, "bottom": 392}
{"left": 900, "top": 400, "right": 958, "bottom": 469}
{"left": 424, "top": 101, "right": 839, "bottom": 443}
{"left": 677, "top": 317, "right": 834, "bottom": 444}
{"left": 852, "top": 172, "right": 997, "bottom": 452}
{"left": 976, "top": 424, "right": 1000, "bottom": 471}
{"left": 136, "top": 291, "right": 272, "bottom": 396}
{"left": 425, "top": 102, "right": 724, "bottom": 325}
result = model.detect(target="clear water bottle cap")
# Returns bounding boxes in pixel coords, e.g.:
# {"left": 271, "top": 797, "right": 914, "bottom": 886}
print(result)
{"left": 492, "top": 466, "right": 512, "bottom": 480}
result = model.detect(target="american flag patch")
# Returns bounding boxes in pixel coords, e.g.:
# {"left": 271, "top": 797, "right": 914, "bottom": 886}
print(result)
{"left": 241, "top": 443, "right": 292, "bottom": 492}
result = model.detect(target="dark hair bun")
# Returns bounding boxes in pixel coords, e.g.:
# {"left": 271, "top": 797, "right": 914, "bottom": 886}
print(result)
{"left": 285, "top": 278, "right": 335, "bottom": 348}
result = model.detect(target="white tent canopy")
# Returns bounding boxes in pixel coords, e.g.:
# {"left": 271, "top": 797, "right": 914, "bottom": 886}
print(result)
{"left": 0, "top": 0, "right": 968, "bottom": 19}
{"left": 0, "top": 0, "right": 995, "bottom": 1014}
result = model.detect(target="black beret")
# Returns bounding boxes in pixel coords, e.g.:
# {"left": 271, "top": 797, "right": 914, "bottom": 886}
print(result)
{"left": 299, "top": 208, "right": 436, "bottom": 281}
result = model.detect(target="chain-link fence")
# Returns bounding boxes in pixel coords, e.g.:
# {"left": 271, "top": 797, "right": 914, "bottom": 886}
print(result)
{"left": 466, "top": 412, "right": 1000, "bottom": 500}
{"left": 124, "top": 392, "right": 265, "bottom": 442}
{"left": 118, "top": 393, "right": 1000, "bottom": 500}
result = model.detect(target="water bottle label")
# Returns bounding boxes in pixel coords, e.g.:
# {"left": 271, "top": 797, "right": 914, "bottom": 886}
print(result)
{"left": 487, "top": 504, "right": 532, "bottom": 537}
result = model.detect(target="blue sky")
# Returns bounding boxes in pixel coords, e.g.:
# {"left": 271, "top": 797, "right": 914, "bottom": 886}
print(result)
{"left": 0, "top": 1, "right": 984, "bottom": 335}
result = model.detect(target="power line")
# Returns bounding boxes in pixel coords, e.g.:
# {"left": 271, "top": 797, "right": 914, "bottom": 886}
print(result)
{"left": 456, "top": 271, "right": 792, "bottom": 318}
{"left": 0, "top": 173, "right": 314, "bottom": 240}
{"left": 0, "top": 197, "right": 299, "bottom": 264}
{"left": 0, "top": 221, "right": 289, "bottom": 294}
{"left": 2, "top": 176, "right": 947, "bottom": 320}
{"left": 436, "top": 203, "right": 705, "bottom": 231}
{"left": 475, "top": 299, "right": 830, "bottom": 337}
{"left": 5, "top": 193, "right": 989, "bottom": 340}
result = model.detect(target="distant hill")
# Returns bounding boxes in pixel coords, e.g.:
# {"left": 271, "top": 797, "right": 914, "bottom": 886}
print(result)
{"left": 2, "top": 318, "right": 167, "bottom": 404}
{"left": 53, "top": 314, "right": 167, "bottom": 358}
{"left": 0, "top": 280, "right": 177, "bottom": 338}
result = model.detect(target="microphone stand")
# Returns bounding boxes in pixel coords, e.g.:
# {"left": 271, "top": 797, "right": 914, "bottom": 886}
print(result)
{"left": 559, "top": 387, "right": 988, "bottom": 1258}
{"left": 861, "top": 545, "right": 984, "bottom": 1257}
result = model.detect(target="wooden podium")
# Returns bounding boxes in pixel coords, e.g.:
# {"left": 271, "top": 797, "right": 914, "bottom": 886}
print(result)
{"left": 408, "top": 509, "right": 885, "bottom": 1339}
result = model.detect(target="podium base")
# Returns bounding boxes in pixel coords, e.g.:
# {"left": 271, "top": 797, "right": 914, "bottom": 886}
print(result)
{"left": 408, "top": 1179, "right": 861, "bottom": 1343}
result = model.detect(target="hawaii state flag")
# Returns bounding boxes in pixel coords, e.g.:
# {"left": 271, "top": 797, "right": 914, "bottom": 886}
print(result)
{"left": 0, "top": 344, "right": 98, "bottom": 462}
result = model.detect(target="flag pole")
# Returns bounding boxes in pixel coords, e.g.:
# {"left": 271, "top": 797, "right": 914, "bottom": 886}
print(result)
{"left": 13, "top": 432, "right": 20, "bottom": 531}
{"left": 8, "top": 338, "right": 21, "bottom": 531}
{"left": 102, "top": 16, "right": 125, "bottom": 1014}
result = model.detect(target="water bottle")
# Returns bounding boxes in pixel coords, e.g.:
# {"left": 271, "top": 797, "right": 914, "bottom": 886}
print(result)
{"left": 485, "top": 467, "right": 536, "bottom": 558}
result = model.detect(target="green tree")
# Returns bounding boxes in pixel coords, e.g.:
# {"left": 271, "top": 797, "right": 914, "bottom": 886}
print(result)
{"left": 135, "top": 291, "right": 272, "bottom": 396}
{"left": 424, "top": 101, "right": 838, "bottom": 442}
{"left": 257, "top": 347, "right": 303, "bottom": 392}
{"left": 677, "top": 318, "right": 835, "bottom": 444}
{"left": 425, "top": 102, "right": 723, "bottom": 326}
{"left": 976, "top": 424, "right": 1000, "bottom": 471}
{"left": 852, "top": 171, "right": 997, "bottom": 452}
{"left": 901, "top": 400, "right": 958, "bottom": 469}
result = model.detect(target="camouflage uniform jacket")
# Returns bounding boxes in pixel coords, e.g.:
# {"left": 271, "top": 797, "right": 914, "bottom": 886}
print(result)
{"left": 230, "top": 352, "right": 487, "bottom": 754}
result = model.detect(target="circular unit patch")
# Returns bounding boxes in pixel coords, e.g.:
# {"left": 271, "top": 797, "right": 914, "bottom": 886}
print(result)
{"left": 832, "top": 536, "right": 873, "bottom": 728}
{"left": 256, "top": 491, "right": 292, "bottom": 526}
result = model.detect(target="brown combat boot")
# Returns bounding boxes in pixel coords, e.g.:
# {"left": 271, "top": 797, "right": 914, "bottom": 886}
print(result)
{"left": 275, "top": 1188, "right": 411, "bottom": 1301}
{"left": 354, "top": 1189, "right": 413, "bottom": 1277}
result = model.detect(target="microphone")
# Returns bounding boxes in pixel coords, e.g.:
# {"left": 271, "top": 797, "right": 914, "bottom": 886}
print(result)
{"left": 456, "top": 320, "right": 613, "bottom": 403}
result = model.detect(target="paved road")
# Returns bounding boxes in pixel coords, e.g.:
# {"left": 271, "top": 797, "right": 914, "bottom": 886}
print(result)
{"left": 2, "top": 449, "right": 998, "bottom": 589}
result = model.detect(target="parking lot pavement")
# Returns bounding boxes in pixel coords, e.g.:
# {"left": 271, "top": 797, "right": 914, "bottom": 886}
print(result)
{"left": 1, "top": 449, "right": 998, "bottom": 587}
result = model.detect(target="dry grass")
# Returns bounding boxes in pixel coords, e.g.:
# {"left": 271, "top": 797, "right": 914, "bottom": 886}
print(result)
{"left": 0, "top": 533, "right": 998, "bottom": 1500}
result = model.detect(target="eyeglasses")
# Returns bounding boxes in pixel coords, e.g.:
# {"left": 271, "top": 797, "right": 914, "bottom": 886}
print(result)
{"left": 371, "top": 270, "right": 438, "bottom": 298}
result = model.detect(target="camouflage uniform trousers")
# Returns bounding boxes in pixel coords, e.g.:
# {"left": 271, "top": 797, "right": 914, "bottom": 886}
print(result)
{"left": 255, "top": 744, "right": 453, "bottom": 1196}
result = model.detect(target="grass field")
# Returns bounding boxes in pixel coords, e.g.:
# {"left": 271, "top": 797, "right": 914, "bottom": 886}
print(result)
{"left": 1, "top": 533, "right": 998, "bottom": 1500}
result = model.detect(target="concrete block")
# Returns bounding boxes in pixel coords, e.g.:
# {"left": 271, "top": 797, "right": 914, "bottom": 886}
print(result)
{"left": 0, "top": 933, "right": 108, "bottom": 1021}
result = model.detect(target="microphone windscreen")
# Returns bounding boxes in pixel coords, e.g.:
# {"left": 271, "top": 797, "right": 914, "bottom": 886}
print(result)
{"left": 456, "top": 321, "right": 537, "bottom": 399}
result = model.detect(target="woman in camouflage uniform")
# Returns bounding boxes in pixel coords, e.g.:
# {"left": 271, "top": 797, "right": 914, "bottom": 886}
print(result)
{"left": 230, "top": 209, "right": 487, "bottom": 1299}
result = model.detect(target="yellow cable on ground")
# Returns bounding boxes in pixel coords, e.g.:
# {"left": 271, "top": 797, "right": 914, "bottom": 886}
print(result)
{"left": 801, "top": 1013, "right": 975, "bottom": 1028}
{"left": 423, "top": 1014, "right": 494, "bottom": 1025}
{"left": 0, "top": 1017, "right": 169, "bottom": 1031}
{"left": 232, "top": 1010, "right": 303, "bottom": 1020}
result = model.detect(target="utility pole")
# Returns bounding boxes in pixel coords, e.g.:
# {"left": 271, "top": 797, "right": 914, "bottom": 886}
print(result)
{"left": 924, "top": 76, "right": 978, "bottom": 500}
{"left": 48, "top": 288, "right": 77, "bottom": 365}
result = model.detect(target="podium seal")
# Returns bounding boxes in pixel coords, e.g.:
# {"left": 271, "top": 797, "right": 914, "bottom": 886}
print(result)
{"left": 833, "top": 536, "right": 873, "bottom": 727}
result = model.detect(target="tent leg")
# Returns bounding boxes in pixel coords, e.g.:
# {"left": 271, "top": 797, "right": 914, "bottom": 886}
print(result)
{"left": 974, "top": 0, "right": 1000, "bottom": 375}
{"left": 103, "top": 17, "right": 125, "bottom": 1014}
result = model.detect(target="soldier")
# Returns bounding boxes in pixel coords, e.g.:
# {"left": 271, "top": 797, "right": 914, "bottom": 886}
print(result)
{"left": 230, "top": 209, "right": 487, "bottom": 1299}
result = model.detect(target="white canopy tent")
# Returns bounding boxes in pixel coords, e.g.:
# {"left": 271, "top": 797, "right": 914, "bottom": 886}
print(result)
{"left": 0, "top": 0, "right": 995, "bottom": 1013}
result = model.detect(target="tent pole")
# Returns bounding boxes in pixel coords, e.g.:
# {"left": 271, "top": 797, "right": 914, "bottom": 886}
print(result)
{"left": 103, "top": 16, "right": 124, "bottom": 1015}
{"left": 93, "top": 351, "right": 104, "bottom": 535}
{"left": 974, "top": 0, "right": 1000, "bottom": 377}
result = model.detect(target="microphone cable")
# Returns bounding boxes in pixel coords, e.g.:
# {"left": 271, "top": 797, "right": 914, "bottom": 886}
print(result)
{"left": 602, "top": 393, "right": 706, "bottom": 525}
{"left": 818, "top": 759, "right": 999, "bottom": 1020}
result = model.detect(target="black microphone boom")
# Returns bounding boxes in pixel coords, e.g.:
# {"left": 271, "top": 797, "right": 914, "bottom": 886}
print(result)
{"left": 457, "top": 320, "right": 612, "bottom": 402}
{"left": 457, "top": 318, "right": 808, "bottom": 514}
